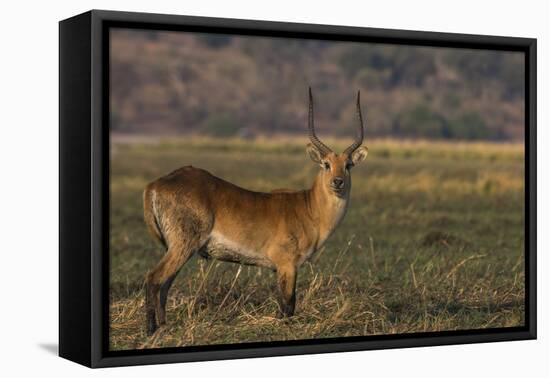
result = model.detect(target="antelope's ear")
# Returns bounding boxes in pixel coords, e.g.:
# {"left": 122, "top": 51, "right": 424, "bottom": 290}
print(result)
{"left": 306, "top": 143, "right": 323, "bottom": 164}
{"left": 351, "top": 146, "right": 369, "bottom": 165}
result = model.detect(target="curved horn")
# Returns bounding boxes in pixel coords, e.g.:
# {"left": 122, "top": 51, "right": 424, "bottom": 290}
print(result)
{"left": 308, "top": 87, "right": 332, "bottom": 156}
{"left": 343, "top": 90, "right": 365, "bottom": 155}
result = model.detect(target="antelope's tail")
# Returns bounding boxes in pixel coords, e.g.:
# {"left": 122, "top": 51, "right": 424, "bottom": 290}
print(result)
{"left": 143, "top": 184, "right": 167, "bottom": 249}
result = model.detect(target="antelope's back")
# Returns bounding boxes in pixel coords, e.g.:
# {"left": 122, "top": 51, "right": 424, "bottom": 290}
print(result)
{"left": 144, "top": 165, "right": 314, "bottom": 240}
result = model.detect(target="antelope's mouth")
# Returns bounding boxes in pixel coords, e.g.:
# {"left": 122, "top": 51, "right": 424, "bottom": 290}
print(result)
{"left": 330, "top": 185, "right": 346, "bottom": 196}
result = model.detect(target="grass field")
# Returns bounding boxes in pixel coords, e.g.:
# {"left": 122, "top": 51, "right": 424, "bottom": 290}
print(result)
{"left": 109, "top": 136, "right": 525, "bottom": 351}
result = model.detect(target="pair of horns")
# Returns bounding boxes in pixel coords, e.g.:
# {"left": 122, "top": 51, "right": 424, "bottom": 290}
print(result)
{"left": 308, "top": 87, "right": 365, "bottom": 156}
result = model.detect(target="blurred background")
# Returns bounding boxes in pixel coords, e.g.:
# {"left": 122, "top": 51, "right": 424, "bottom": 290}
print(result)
{"left": 109, "top": 28, "right": 525, "bottom": 350}
{"left": 110, "top": 29, "right": 525, "bottom": 141}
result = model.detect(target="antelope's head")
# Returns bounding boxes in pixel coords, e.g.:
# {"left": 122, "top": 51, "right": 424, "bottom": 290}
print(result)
{"left": 306, "top": 88, "right": 369, "bottom": 198}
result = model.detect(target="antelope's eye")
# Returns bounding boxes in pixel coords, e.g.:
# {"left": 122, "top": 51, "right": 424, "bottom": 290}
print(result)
{"left": 323, "top": 162, "right": 331, "bottom": 170}
{"left": 346, "top": 162, "right": 354, "bottom": 170}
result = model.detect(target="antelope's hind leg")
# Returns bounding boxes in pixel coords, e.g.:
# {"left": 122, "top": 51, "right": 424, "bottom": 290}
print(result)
{"left": 145, "top": 244, "right": 194, "bottom": 335}
{"left": 145, "top": 220, "right": 207, "bottom": 335}
{"left": 159, "top": 273, "right": 178, "bottom": 325}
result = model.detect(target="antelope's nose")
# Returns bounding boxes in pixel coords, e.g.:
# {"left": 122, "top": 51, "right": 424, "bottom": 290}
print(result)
{"left": 332, "top": 177, "right": 345, "bottom": 189}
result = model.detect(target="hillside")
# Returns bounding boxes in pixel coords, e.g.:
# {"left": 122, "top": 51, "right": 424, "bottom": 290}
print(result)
{"left": 110, "top": 29, "right": 525, "bottom": 141}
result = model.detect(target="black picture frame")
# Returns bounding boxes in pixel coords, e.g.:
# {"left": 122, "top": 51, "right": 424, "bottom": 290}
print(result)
{"left": 59, "top": 9, "right": 537, "bottom": 368}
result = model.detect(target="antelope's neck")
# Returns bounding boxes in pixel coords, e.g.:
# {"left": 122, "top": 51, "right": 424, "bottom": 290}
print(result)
{"left": 308, "top": 174, "right": 350, "bottom": 248}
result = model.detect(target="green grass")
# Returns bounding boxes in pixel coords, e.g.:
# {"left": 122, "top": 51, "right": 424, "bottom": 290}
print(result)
{"left": 109, "top": 136, "right": 525, "bottom": 350}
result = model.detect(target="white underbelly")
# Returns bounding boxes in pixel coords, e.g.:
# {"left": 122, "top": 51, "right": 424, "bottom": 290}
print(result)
{"left": 201, "top": 231, "right": 275, "bottom": 269}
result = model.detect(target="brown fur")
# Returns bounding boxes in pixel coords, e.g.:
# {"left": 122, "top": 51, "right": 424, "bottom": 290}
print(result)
{"left": 143, "top": 89, "right": 368, "bottom": 334}
{"left": 143, "top": 146, "right": 368, "bottom": 335}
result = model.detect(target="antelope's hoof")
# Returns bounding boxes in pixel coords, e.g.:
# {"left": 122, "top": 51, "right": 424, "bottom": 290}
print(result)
{"left": 147, "top": 322, "right": 158, "bottom": 336}
{"left": 277, "top": 309, "right": 295, "bottom": 319}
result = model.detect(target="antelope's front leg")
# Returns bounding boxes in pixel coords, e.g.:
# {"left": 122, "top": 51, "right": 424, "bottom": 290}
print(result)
{"left": 276, "top": 264, "right": 297, "bottom": 317}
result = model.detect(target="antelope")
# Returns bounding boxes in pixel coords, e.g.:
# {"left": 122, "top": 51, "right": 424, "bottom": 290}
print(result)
{"left": 143, "top": 88, "right": 369, "bottom": 335}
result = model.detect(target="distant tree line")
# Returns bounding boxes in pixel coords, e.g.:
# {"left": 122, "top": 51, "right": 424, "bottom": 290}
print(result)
{"left": 110, "top": 30, "right": 525, "bottom": 141}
